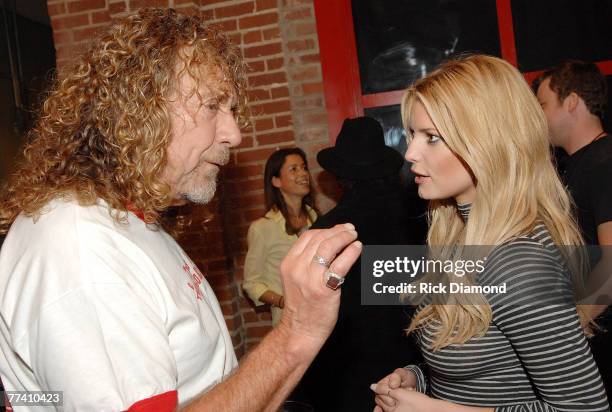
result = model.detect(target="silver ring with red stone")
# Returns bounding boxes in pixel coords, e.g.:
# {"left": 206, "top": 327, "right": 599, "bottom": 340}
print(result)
{"left": 324, "top": 270, "right": 345, "bottom": 290}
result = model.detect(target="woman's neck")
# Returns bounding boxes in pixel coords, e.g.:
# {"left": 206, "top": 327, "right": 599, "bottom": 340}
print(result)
{"left": 282, "top": 193, "right": 304, "bottom": 217}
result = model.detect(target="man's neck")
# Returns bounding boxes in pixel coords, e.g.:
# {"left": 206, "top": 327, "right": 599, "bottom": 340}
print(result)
{"left": 563, "top": 118, "right": 605, "bottom": 155}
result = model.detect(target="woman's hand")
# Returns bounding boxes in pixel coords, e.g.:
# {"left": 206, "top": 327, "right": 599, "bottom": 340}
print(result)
{"left": 372, "top": 387, "right": 439, "bottom": 412}
{"left": 371, "top": 375, "right": 494, "bottom": 412}
{"left": 370, "top": 368, "right": 417, "bottom": 409}
{"left": 371, "top": 368, "right": 440, "bottom": 412}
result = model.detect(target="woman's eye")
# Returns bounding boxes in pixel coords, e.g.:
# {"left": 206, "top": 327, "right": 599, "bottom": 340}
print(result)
{"left": 405, "top": 129, "right": 414, "bottom": 143}
{"left": 427, "top": 134, "right": 442, "bottom": 144}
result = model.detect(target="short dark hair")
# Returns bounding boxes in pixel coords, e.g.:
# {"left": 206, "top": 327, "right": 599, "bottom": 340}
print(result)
{"left": 542, "top": 60, "right": 607, "bottom": 119}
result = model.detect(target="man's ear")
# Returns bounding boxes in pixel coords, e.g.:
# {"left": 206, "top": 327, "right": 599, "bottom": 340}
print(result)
{"left": 564, "top": 92, "right": 580, "bottom": 113}
{"left": 272, "top": 176, "right": 281, "bottom": 188}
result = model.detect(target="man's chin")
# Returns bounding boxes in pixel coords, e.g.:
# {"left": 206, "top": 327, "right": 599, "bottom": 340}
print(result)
{"left": 181, "top": 180, "right": 218, "bottom": 205}
{"left": 183, "top": 191, "right": 215, "bottom": 205}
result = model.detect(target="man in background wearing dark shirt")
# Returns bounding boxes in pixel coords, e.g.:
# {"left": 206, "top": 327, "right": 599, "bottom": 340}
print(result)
{"left": 536, "top": 60, "right": 612, "bottom": 398}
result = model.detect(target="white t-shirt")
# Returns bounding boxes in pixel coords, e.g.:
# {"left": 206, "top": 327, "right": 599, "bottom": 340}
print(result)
{"left": 0, "top": 199, "right": 237, "bottom": 411}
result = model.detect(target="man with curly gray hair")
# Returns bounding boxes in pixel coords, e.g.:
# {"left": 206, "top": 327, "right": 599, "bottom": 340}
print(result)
{"left": 0, "top": 8, "right": 361, "bottom": 411}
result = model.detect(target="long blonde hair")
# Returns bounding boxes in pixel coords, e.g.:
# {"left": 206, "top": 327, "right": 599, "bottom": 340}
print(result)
{"left": 403, "top": 55, "right": 586, "bottom": 350}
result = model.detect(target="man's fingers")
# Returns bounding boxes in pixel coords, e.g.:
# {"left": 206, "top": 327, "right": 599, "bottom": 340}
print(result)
{"left": 317, "top": 240, "right": 362, "bottom": 290}
{"left": 281, "top": 225, "right": 359, "bottom": 291}
{"left": 287, "top": 224, "right": 355, "bottom": 258}
{"left": 306, "top": 225, "right": 358, "bottom": 267}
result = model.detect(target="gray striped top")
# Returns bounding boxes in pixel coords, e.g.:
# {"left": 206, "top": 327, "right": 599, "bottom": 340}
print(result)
{"left": 411, "top": 209, "right": 609, "bottom": 411}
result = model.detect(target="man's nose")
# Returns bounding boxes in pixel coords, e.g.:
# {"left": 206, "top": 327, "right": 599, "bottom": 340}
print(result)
{"left": 219, "top": 112, "right": 242, "bottom": 148}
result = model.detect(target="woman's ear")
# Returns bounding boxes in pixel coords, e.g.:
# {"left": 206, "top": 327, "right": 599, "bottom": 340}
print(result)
{"left": 272, "top": 176, "right": 282, "bottom": 188}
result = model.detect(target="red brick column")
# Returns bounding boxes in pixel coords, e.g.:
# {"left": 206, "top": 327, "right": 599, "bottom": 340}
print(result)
{"left": 46, "top": 0, "right": 332, "bottom": 356}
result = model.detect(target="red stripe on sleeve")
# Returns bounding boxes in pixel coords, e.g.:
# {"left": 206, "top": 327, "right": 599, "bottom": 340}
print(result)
{"left": 125, "top": 391, "right": 178, "bottom": 412}
{"left": 4, "top": 392, "right": 13, "bottom": 411}
{"left": 1, "top": 377, "right": 12, "bottom": 411}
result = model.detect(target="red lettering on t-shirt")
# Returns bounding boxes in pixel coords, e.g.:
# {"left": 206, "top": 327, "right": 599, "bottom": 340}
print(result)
{"left": 183, "top": 260, "right": 204, "bottom": 301}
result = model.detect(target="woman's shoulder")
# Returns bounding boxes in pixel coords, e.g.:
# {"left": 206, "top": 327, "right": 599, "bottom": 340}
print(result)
{"left": 487, "top": 223, "right": 558, "bottom": 265}
{"left": 481, "top": 224, "right": 571, "bottom": 305}
{"left": 251, "top": 209, "right": 285, "bottom": 228}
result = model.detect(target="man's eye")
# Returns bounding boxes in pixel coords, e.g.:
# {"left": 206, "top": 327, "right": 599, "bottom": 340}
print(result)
{"left": 206, "top": 102, "right": 220, "bottom": 111}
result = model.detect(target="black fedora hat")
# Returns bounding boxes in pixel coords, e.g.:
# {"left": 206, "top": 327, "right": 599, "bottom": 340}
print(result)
{"left": 317, "top": 117, "right": 404, "bottom": 179}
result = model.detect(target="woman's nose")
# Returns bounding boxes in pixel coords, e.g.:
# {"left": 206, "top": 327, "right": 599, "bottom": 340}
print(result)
{"left": 405, "top": 140, "right": 420, "bottom": 163}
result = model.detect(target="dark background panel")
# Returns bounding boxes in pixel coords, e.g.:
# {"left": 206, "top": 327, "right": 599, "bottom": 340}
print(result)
{"left": 605, "top": 75, "right": 612, "bottom": 132}
{"left": 0, "top": 2, "right": 55, "bottom": 184}
{"left": 364, "top": 104, "right": 428, "bottom": 241}
{"left": 363, "top": 104, "right": 406, "bottom": 165}
{"left": 352, "top": 0, "right": 501, "bottom": 95}
{"left": 512, "top": 0, "right": 612, "bottom": 72}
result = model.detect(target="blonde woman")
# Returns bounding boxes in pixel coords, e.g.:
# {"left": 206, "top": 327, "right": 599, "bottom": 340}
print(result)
{"left": 371, "top": 55, "right": 609, "bottom": 411}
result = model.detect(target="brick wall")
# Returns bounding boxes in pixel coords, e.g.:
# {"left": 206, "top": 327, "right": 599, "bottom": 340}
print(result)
{"left": 46, "top": 0, "right": 334, "bottom": 358}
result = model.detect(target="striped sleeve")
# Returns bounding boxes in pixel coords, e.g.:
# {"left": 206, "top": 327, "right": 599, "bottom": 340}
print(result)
{"left": 483, "top": 240, "right": 609, "bottom": 411}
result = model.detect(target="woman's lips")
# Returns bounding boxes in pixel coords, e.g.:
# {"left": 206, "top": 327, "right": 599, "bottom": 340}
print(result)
{"left": 415, "top": 176, "right": 430, "bottom": 184}
{"left": 413, "top": 172, "right": 430, "bottom": 184}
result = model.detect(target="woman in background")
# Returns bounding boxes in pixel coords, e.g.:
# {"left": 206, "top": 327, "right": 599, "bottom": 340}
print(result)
{"left": 372, "top": 55, "right": 608, "bottom": 411}
{"left": 243, "top": 148, "right": 318, "bottom": 326}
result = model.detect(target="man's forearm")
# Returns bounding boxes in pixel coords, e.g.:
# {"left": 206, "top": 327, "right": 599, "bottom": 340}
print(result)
{"left": 182, "top": 326, "right": 312, "bottom": 412}
{"left": 264, "top": 363, "right": 307, "bottom": 412}
{"left": 183, "top": 225, "right": 361, "bottom": 411}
